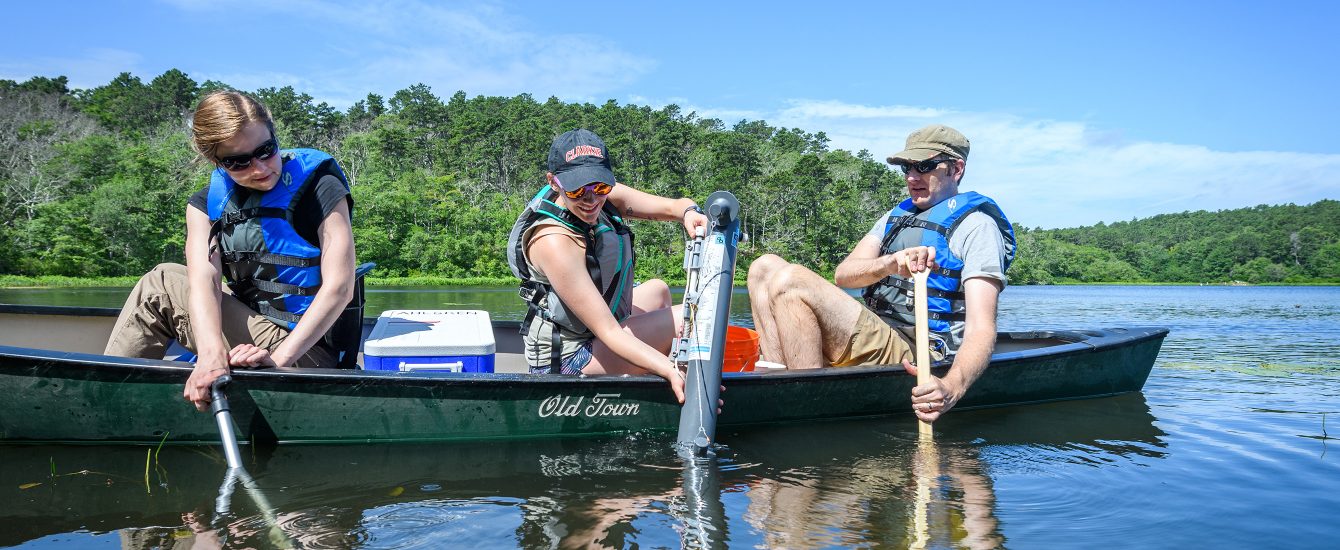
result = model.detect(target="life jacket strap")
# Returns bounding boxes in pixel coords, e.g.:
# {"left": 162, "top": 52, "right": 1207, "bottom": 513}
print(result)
{"left": 929, "top": 310, "right": 966, "bottom": 322}
{"left": 517, "top": 281, "right": 547, "bottom": 336}
{"left": 218, "top": 207, "right": 290, "bottom": 228}
{"left": 517, "top": 282, "right": 563, "bottom": 374}
{"left": 256, "top": 303, "right": 302, "bottom": 325}
{"left": 549, "top": 323, "right": 562, "bottom": 375}
{"left": 876, "top": 274, "right": 966, "bottom": 300}
{"left": 862, "top": 287, "right": 964, "bottom": 319}
{"left": 887, "top": 215, "right": 948, "bottom": 237}
{"left": 221, "top": 250, "right": 321, "bottom": 268}
{"left": 250, "top": 278, "right": 320, "bottom": 297}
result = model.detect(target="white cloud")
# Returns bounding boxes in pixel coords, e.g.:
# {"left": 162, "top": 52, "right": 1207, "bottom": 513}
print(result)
{"left": 236, "top": 1, "right": 652, "bottom": 107}
{"left": 0, "top": 48, "right": 143, "bottom": 89}
{"left": 190, "top": 70, "right": 313, "bottom": 95}
{"left": 618, "top": 94, "right": 765, "bottom": 127}
{"left": 768, "top": 99, "right": 1340, "bottom": 229}
{"left": 780, "top": 100, "right": 947, "bottom": 120}
{"left": 140, "top": 1, "right": 655, "bottom": 107}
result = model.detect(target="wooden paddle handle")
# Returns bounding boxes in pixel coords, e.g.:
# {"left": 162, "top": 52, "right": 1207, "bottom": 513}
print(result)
{"left": 913, "top": 270, "right": 933, "bottom": 438}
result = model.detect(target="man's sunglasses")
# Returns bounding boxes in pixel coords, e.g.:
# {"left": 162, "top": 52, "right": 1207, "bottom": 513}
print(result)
{"left": 897, "top": 158, "right": 952, "bottom": 175}
{"left": 563, "top": 181, "right": 615, "bottom": 200}
{"left": 216, "top": 137, "right": 279, "bottom": 171}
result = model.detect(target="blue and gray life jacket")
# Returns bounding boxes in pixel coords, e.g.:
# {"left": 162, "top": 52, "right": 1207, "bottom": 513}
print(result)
{"left": 206, "top": 148, "right": 362, "bottom": 367}
{"left": 506, "top": 186, "right": 634, "bottom": 373}
{"left": 862, "top": 191, "right": 1016, "bottom": 348}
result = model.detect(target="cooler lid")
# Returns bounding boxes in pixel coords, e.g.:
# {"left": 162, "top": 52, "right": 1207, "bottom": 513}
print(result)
{"left": 364, "top": 309, "right": 496, "bottom": 356}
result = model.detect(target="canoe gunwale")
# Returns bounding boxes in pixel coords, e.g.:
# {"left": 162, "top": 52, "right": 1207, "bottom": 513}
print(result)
{"left": 0, "top": 304, "right": 1169, "bottom": 388}
{"left": 0, "top": 328, "right": 1168, "bottom": 387}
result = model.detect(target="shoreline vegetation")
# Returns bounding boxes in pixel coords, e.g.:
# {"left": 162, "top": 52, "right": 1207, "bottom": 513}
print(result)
{"left": 2, "top": 275, "right": 1335, "bottom": 290}
{"left": 3, "top": 71, "right": 1339, "bottom": 287}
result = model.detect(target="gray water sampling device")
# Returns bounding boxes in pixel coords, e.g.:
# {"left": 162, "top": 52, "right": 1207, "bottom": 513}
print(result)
{"left": 673, "top": 191, "right": 743, "bottom": 458}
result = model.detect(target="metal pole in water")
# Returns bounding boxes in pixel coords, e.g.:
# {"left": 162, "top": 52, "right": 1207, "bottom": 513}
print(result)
{"left": 210, "top": 376, "right": 293, "bottom": 548}
{"left": 679, "top": 454, "right": 729, "bottom": 549}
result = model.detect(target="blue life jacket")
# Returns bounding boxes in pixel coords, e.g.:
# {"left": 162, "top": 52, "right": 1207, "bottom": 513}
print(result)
{"left": 862, "top": 192, "right": 1015, "bottom": 345}
{"left": 206, "top": 149, "right": 347, "bottom": 331}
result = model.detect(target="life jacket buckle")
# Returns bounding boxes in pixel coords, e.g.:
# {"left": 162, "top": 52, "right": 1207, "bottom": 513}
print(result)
{"left": 518, "top": 281, "right": 545, "bottom": 305}
{"left": 221, "top": 209, "right": 249, "bottom": 226}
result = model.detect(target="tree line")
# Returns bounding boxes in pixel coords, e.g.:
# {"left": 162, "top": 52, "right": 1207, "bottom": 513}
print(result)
{"left": 1, "top": 71, "right": 1336, "bottom": 286}
{"left": 1011, "top": 201, "right": 1340, "bottom": 284}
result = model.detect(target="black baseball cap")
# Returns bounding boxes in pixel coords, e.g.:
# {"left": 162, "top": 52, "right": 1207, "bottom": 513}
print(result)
{"left": 547, "top": 129, "right": 616, "bottom": 191}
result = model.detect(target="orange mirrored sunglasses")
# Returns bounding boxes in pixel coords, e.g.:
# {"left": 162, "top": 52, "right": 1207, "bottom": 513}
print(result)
{"left": 564, "top": 181, "right": 615, "bottom": 200}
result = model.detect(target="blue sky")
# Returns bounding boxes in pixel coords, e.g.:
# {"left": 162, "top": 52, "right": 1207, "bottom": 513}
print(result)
{"left": 4, "top": 0, "right": 1338, "bottom": 229}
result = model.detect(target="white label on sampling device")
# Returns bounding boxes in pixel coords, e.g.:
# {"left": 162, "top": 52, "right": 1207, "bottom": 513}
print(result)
{"left": 686, "top": 234, "right": 727, "bottom": 361}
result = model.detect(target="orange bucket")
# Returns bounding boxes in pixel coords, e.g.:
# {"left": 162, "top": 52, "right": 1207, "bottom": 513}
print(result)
{"left": 722, "top": 325, "right": 761, "bottom": 372}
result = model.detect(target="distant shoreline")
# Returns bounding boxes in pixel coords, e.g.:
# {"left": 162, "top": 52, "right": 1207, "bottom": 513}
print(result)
{"left": 2, "top": 275, "right": 1335, "bottom": 289}
{"left": 0, "top": 275, "right": 510, "bottom": 289}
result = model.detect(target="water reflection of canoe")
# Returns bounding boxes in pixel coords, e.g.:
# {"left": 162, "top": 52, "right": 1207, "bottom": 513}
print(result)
{"left": 0, "top": 394, "right": 1167, "bottom": 548}
{"left": 0, "top": 304, "right": 1169, "bottom": 444}
{"left": 0, "top": 437, "right": 687, "bottom": 548}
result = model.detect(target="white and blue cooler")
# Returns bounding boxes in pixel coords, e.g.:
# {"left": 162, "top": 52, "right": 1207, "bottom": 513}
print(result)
{"left": 363, "top": 310, "right": 496, "bottom": 373}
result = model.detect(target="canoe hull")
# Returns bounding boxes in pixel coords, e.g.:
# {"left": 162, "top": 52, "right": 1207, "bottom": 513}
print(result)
{"left": 0, "top": 306, "right": 1167, "bottom": 444}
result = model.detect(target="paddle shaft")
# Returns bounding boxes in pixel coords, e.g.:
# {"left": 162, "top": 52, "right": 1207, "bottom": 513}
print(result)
{"left": 209, "top": 375, "right": 292, "bottom": 548}
{"left": 913, "top": 271, "right": 933, "bottom": 438}
{"left": 911, "top": 270, "right": 937, "bottom": 548}
{"left": 210, "top": 375, "right": 244, "bottom": 469}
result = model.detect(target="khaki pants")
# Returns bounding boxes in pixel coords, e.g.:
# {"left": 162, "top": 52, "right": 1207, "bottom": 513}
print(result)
{"left": 103, "top": 263, "right": 335, "bottom": 368}
{"left": 831, "top": 307, "right": 946, "bottom": 367}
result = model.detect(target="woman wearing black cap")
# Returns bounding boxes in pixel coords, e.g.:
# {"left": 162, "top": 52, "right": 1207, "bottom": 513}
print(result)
{"left": 507, "top": 129, "right": 708, "bottom": 402}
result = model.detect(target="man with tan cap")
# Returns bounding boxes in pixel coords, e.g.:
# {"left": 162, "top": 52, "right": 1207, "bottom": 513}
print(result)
{"left": 746, "top": 124, "right": 1015, "bottom": 422}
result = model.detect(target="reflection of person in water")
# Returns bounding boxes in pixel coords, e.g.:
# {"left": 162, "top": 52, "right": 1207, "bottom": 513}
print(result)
{"left": 742, "top": 444, "right": 1002, "bottom": 548}
{"left": 514, "top": 473, "right": 701, "bottom": 549}
{"left": 117, "top": 511, "right": 221, "bottom": 550}
{"left": 117, "top": 505, "right": 358, "bottom": 549}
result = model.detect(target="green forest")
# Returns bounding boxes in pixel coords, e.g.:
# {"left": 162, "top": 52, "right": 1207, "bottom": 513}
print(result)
{"left": 2, "top": 71, "right": 1337, "bottom": 286}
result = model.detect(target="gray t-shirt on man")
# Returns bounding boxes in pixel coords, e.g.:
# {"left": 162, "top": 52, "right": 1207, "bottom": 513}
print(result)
{"left": 863, "top": 208, "right": 1009, "bottom": 353}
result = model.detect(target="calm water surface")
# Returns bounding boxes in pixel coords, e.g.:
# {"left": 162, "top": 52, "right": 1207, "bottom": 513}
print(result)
{"left": 2, "top": 285, "right": 1338, "bottom": 548}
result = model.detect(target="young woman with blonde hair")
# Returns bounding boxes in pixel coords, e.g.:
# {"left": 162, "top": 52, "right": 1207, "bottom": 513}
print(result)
{"left": 105, "top": 90, "right": 360, "bottom": 411}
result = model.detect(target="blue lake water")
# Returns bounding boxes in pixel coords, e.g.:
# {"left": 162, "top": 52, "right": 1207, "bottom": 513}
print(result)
{"left": 2, "top": 285, "right": 1338, "bottom": 548}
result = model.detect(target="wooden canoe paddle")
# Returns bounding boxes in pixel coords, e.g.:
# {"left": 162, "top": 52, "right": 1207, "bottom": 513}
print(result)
{"left": 913, "top": 270, "right": 933, "bottom": 438}
{"left": 910, "top": 269, "right": 936, "bottom": 548}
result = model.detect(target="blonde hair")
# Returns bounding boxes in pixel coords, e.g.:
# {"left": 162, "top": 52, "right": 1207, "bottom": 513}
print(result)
{"left": 190, "top": 90, "right": 274, "bottom": 163}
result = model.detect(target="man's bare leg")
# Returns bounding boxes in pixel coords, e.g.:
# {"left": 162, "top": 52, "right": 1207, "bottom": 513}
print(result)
{"left": 752, "top": 259, "right": 866, "bottom": 369}
{"left": 746, "top": 254, "right": 790, "bottom": 361}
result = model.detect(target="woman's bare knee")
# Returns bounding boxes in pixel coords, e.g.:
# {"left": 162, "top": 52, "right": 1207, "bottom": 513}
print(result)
{"left": 633, "top": 278, "right": 672, "bottom": 312}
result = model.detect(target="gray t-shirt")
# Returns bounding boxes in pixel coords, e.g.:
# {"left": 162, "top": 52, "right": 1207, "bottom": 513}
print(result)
{"left": 864, "top": 208, "right": 1009, "bottom": 352}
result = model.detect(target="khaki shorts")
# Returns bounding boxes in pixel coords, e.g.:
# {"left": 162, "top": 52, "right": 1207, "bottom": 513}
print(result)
{"left": 104, "top": 262, "right": 336, "bottom": 368}
{"left": 831, "top": 307, "right": 945, "bottom": 367}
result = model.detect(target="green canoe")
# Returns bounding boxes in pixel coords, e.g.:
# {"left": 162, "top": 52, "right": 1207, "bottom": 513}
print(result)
{"left": 0, "top": 304, "right": 1168, "bottom": 445}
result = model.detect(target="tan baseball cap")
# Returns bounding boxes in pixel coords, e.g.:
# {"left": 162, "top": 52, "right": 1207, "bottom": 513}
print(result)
{"left": 886, "top": 124, "right": 970, "bottom": 164}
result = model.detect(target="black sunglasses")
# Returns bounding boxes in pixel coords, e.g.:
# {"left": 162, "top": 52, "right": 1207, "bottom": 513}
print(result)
{"left": 897, "top": 158, "right": 953, "bottom": 175}
{"left": 216, "top": 137, "right": 278, "bottom": 171}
